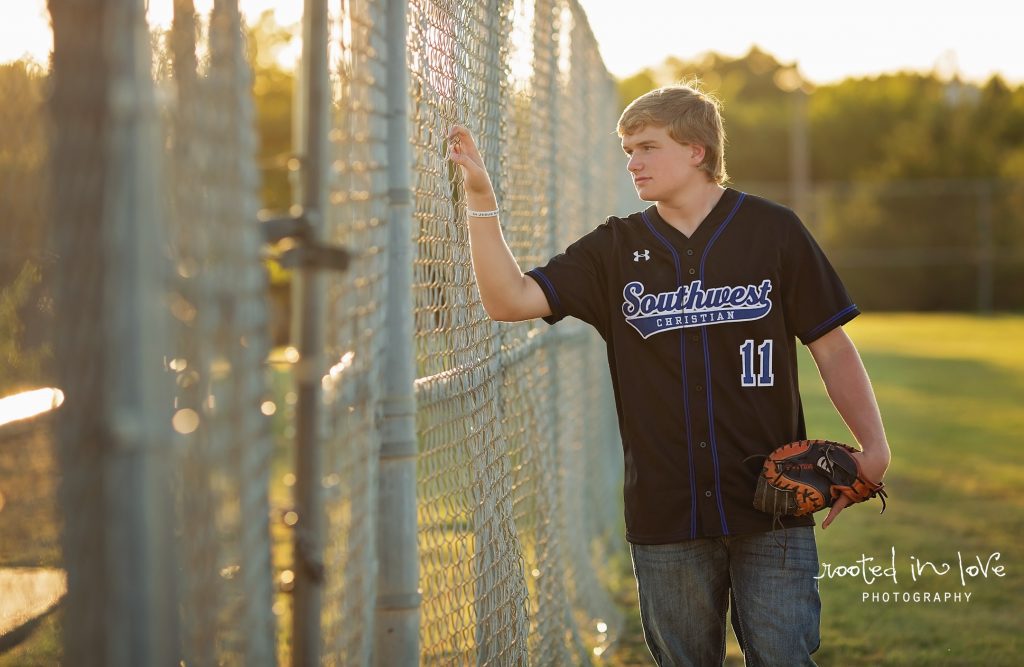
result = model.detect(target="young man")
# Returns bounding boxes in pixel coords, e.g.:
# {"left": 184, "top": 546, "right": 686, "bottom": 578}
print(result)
{"left": 447, "top": 83, "right": 890, "bottom": 666}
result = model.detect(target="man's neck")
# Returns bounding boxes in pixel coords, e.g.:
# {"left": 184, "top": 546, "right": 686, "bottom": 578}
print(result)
{"left": 656, "top": 181, "right": 727, "bottom": 238}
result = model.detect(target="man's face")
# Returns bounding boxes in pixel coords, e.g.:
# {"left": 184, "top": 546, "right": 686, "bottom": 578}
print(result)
{"left": 621, "top": 125, "right": 701, "bottom": 202}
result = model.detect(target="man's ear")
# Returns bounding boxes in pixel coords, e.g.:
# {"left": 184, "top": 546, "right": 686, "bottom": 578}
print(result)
{"left": 689, "top": 144, "right": 706, "bottom": 164}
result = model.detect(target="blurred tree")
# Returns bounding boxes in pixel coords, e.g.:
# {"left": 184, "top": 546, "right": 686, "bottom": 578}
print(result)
{"left": 0, "top": 263, "right": 51, "bottom": 395}
{"left": 246, "top": 10, "right": 297, "bottom": 215}
{"left": 808, "top": 73, "right": 1024, "bottom": 309}
{"left": 0, "top": 61, "right": 53, "bottom": 393}
{"left": 0, "top": 61, "right": 50, "bottom": 285}
{"left": 618, "top": 70, "right": 657, "bottom": 110}
{"left": 245, "top": 12, "right": 297, "bottom": 343}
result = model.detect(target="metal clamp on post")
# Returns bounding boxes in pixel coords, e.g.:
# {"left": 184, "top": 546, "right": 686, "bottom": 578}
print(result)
{"left": 260, "top": 210, "right": 351, "bottom": 272}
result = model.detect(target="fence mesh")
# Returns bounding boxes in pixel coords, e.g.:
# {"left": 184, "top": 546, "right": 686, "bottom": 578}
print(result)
{"left": 406, "top": 0, "right": 624, "bottom": 663}
{"left": 318, "top": 0, "right": 390, "bottom": 663}
{"left": 163, "top": 2, "right": 277, "bottom": 664}
{"left": 4, "top": 0, "right": 625, "bottom": 664}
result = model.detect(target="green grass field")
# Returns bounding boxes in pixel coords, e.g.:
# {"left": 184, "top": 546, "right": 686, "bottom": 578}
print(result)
{"left": 605, "top": 313, "right": 1024, "bottom": 666}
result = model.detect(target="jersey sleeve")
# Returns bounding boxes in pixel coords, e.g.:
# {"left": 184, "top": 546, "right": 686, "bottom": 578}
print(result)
{"left": 781, "top": 213, "right": 860, "bottom": 345}
{"left": 525, "top": 220, "right": 612, "bottom": 332}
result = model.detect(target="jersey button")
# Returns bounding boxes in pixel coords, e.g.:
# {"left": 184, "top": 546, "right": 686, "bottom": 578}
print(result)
{"left": 688, "top": 267, "right": 696, "bottom": 275}
{"left": 704, "top": 491, "right": 713, "bottom": 498}
{"left": 686, "top": 249, "right": 694, "bottom": 256}
{"left": 699, "top": 441, "right": 707, "bottom": 448}
{"left": 690, "top": 334, "right": 699, "bottom": 342}
{"left": 695, "top": 384, "right": 703, "bottom": 392}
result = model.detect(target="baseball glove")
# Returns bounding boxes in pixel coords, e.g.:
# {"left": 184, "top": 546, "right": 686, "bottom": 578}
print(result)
{"left": 753, "top": 439, "right": 887, "bottom": 517}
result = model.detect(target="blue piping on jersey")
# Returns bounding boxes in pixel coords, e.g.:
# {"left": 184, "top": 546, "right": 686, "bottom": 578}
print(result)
{"left": 527, "top": 268, "right": 562, "bottom": 311}
{"left": 641, "top": 209, "right": 698, "bottom": 539}
{"left": 804, "top": 304, "right": 859, "bottom": 342}
{"left": 700, "top": 194, "right": 747, "bottom": 269}
{"left": 698, "top": 192, "right": 746, "bottom": 536}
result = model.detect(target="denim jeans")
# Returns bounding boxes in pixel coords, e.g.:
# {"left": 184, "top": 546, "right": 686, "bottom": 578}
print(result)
{"left": 630, "top": 526, "right": 821, "bottom": 667}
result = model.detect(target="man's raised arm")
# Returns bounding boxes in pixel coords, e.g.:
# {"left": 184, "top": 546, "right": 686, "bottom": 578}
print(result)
{"left": 447, "top": 125, "right": 551, "bottom": 322}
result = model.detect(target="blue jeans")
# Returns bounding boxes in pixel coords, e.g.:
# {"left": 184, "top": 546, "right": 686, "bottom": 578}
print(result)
{"left": 630, "top": 527, "right": 821, "bottom": 667}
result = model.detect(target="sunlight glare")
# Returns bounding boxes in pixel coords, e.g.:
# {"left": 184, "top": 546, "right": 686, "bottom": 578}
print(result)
{"left": 507, "top": 0, "right": 535, "bottom": 92}
{"left": 321, "top": 350, "right": 355, "bottom": 392}
{"left": 556, "top": 5, "right": 573, "bottom": 81}
{"left": 0, "top": 388, "right": 65, "bottom": 427}
{"left": 4, "top": 0, "right": 1022, "bottom": 85}
{"left": 172, "top": 408, "right": 200, "bottom": 434}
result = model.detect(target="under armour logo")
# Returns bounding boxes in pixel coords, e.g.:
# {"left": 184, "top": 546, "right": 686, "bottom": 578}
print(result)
{"left": 633, "top": 249, "right": 651, "bottom": 262}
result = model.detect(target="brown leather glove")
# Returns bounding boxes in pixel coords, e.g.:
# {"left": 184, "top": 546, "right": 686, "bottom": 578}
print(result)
{"left": 753, "top": 439, "right": 887, "bottom": 517}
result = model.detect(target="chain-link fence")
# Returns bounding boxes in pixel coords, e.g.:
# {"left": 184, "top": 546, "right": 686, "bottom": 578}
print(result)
{"left": 164, "top": 3, "right": 278, "bottom": 664}
{"left": 2, "top": 0, "right": 626, "bottom": 664}
{"left": 406, "top": 0, "right": 622, "bottom": 662}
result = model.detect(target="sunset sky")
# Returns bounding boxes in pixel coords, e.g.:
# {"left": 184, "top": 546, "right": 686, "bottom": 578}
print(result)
{"left": 1, "top": 1, "right": 1020, "bottom": 85}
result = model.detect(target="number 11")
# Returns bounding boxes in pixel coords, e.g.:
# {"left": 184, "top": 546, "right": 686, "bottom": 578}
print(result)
{"left": 740, "top": 339, "right": 774, "bottom": 387}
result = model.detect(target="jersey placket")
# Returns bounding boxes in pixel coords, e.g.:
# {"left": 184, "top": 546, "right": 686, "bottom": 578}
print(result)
{"left": 694, "top": 193, "right": 747, "bottom": 535}
{"left": 682, "top": 240, "right": 726, "bottom": 536}
{"left": 640, "top": 211, "right": 701, "bottom": 538}
{"left": 643, "top": 193, "right": 747, "bottom": 538}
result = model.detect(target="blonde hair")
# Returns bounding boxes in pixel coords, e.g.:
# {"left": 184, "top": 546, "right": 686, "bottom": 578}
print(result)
{"left": 617, "top": 82, "right": 728, "bottom": 184}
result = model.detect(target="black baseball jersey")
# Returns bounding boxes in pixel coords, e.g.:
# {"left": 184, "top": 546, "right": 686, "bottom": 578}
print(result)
{"left": 526, "top": 188, "right": 859, "bottom": 544}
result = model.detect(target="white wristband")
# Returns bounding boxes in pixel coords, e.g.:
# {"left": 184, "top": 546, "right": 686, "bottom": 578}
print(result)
{"left": 467, "top": 207, "right": 499, "bottom": 218}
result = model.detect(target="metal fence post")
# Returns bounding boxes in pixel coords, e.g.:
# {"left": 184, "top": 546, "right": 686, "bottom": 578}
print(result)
{"left": 292, "top": 0, "right": 330, "bottom": 664}
{"left": 48, "top": 0, "right": 178, "bottom": 664}
{"left": 375, "top": 0, "right": 421, "bottom": 664}
{"left": 790, "top": 87, "right": 811, "bottom": 219}
{"left": 977, "top": 181, "right": 994, "bottom": 313}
